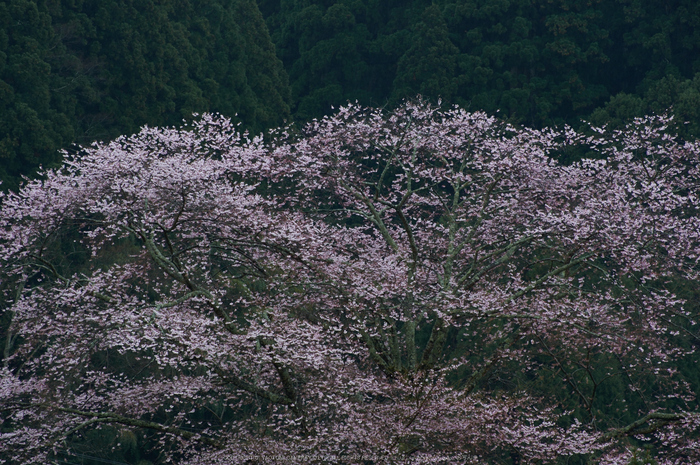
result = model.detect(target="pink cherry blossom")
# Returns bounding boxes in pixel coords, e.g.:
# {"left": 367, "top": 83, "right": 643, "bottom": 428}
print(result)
{"left": 1, "top": 103, "right": 699, "bottom": 464}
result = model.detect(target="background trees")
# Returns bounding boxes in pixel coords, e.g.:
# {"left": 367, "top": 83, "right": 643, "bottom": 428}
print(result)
{"left": 260, "top": 0, "right": 700, "bottom": 132}
{"left": 2, "top": 102, "right": 699, "bottom": 464}
{"left": 7, "top": 0, "right": 700, "bottom": 191}
{"left": 0, "top": 0, "right": 290, "bottom": 190}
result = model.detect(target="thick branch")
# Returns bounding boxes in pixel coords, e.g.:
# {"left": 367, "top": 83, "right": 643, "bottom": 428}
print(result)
{"left": 418, "top": 319, "right": 447, "bottom": 370}
{"left": 360, "top": 329, "right": 391, "bottom": 373}
{"left": 396, "top": 207, "right": 418, "bottom": 267}
{"left": 338, "top": 178, "right": 399, "bottom": 252}
{"left": 213, "top": 366, "right": 294, "bottom": 406}
{"left": 142, "top": 231, "right": 190, "bottom": 287}
{"left": 256, "top": 338, "right": 308, "bottom": 433}
{"left": 603, "top": 412, "right": 688, "bottom": 440}
{"left": 505, "top": 253, "right": 595, "bottom": 304}
{"left": 57, "top": 407, "right": 222, "bottom": 448}
{"left": 373, "top": 147, "right": 399, "bottom": 202}
{"left": 3, "top": 276, "right": 27, "bottom": 368}
{"left": 404, "top": 320, "right": 417, "bottom": 371}
{"left": 388, "top": 324, "right": 402, "bottom": 372}
{"left": 451, "top": 174, "right": 503, "bottom": 264}
{"left": 457, "top": 235, "right": 535, "bottom": 291}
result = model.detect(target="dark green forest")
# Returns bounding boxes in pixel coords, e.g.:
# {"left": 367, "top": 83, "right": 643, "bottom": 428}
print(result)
{"left": 0, "top": 0, "right": 290, "bottom": 190}
{"left": 5, "top": 0, "right": 700, "bottom": 189}
{"left": 2, "top": 1, "right": 700, "bottom": 464}
{"left": 259, "top": 0, "right": 700, "bottom": 132}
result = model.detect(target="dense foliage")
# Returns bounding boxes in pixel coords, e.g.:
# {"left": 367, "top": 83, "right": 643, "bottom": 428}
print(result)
{"left": 259, "top": 0, "right": 700, "bottom": 133}
{"left": 1, "top": 102, "right": 699, "bottom": 464}
{"left": 0, "top": 0, "right": 290, "bottom": 190}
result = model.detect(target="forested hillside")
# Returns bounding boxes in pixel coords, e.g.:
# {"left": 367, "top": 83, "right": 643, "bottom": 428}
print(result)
{"left": 259, "top": 0, "right": 700, "bottom": 133}
{"left": 5, "top": 0, "right": 700, "bottom": 189}
{"left": 0, "top": 0, "right": 290, "bottom": 190}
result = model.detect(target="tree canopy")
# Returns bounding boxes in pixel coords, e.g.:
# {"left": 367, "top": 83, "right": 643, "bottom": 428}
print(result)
{"left": 1, "top": 102, "right": 699, "bottom": 464}
{"left": 260, "top": 0, "right": 700, "bottom": 133}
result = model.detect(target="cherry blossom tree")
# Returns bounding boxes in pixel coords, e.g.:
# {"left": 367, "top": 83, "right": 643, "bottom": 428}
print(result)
{"left": 1, "top": 102, "right": 700, "bottom": 464}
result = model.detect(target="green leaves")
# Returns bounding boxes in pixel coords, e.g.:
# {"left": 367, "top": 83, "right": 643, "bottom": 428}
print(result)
{"left": 260, "top": 0, "right": 700, "bottom": 142}
{"left": 0, "top": 0, "right": 291, "bottom": 190}
{"left": 391, "top": 5, "right": 460, "bottom": 105}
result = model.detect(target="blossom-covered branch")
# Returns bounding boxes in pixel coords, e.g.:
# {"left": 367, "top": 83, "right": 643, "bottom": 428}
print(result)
{"left": 1, "top": 103, "right": 699, "bottom": 464}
